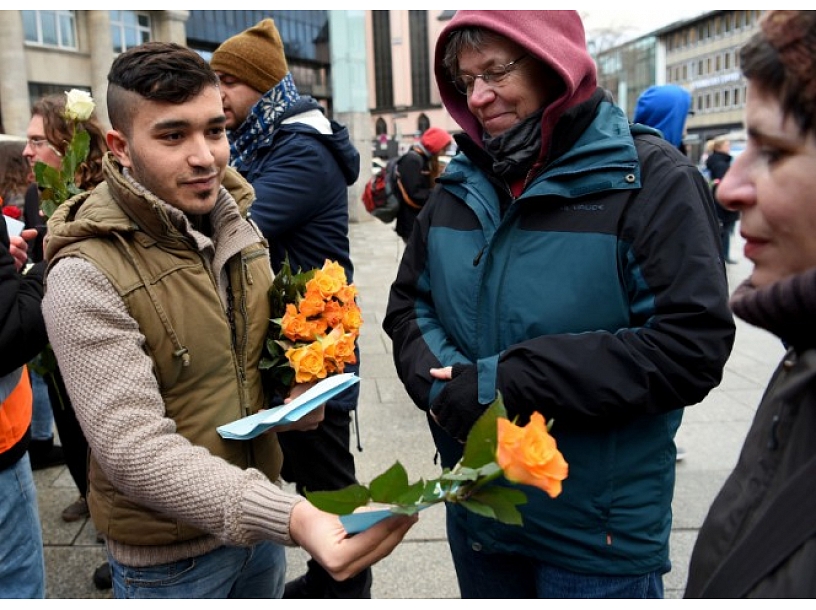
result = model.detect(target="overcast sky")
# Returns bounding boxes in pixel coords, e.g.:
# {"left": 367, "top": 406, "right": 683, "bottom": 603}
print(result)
{"left": 581, "top": 9, "right": 708, "bottom": 39}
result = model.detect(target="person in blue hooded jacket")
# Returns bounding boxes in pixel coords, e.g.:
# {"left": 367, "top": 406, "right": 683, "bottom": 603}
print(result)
{"left": 633, "top": 84, "right": 693, "bottom": 154}
{"left": 383, "top": 10, "right": 736, "bottom": 599}
{"left": 210, "top": 19, "right": 369, "bottom": 599}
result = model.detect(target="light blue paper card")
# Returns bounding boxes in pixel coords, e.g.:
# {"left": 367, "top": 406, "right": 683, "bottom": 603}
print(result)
{"left": 3, "top": 216, "right": 25, "bottom": 237}
{"left": 217, "top": 373, "right": 359, "bottom": 440}
{"left": 340, "top": 504, "right": 433, "bottom": 535}
{"left": 340, "top": 509, "right": 395, "bottom": 535}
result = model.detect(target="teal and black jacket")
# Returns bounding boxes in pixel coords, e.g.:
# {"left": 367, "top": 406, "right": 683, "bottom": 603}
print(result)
{"left": 383, "top": 91, "right": 736, "bottom": 576}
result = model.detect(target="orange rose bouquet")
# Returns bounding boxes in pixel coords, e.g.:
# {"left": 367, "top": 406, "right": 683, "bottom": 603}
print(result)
{"left": 260, "top": 257, "right": 362, "bottom": 401}
{"left": 306, "top": 394, "right": 568, "bottom": 526}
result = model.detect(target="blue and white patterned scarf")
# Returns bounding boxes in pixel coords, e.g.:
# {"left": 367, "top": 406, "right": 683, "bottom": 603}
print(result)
{"left": 228, "top": 72, "right": 300, "bottom": 169}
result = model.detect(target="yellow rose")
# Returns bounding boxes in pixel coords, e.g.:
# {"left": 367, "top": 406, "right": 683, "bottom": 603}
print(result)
{"left": 336, "top": 284, "right": 357, "bottom": 306}
{"left": 298, "top": 291, "right": 325, "bottom": 319}
{"left": 286, "top": 342, "right": 327, "bottom": 384}
{"left": 64, "top": 89, "right": 95, "bottom": 122}
{"left": 307, "top": 271, "right": 343, "bottom": 300}
{"left": 341, "top": 303, "right": 363, "bottom": 332}
{"left": 322, "top": 299, "right": 344, "bottom": 328}
{"left": 280, "top": 303, "right": 312, "bottom": 342}
{"left": 321, "top": 259, "right": 347, "bottom": 283}
{"left": 496, "top": 412, "right": 568, "bottom": 498}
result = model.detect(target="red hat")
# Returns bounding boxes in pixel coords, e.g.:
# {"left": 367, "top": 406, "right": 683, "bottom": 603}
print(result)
{"left": 420, "top": 127, "right": 452, "bottom": 155}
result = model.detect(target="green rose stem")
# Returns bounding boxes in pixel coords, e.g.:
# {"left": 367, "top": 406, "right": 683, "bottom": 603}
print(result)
{"left": 306, "top": 396, "right": 530, "bottom": 526}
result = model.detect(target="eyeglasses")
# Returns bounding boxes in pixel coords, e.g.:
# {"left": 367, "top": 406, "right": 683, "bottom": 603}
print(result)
{"left": 26, "top": 137, "right": 62, "bottom": 157}
{"left": 452, "top": 54, "right": 530, "bottom": 96}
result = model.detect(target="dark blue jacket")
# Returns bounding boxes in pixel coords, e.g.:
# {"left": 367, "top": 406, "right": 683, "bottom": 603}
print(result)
{"left": 234, "top": 98, "right": 361, "bottom": 411}
{"left": 384, "top": 93, "right": 736, "bottom": 575}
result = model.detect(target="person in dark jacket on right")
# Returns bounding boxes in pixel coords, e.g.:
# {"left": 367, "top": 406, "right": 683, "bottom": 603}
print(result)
{"left": 383, "top": 10, "right": 735, "bottom": 599}
{"left": 685, "top": 10, "right": 816, "bottom": 598}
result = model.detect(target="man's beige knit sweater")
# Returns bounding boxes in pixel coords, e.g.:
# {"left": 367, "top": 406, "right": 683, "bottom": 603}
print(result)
{"left": 42, "top": 174, "right": 303, "bottom": 567}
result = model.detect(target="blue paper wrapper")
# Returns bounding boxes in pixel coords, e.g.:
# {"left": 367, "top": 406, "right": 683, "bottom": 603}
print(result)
{"left": 217, "top": 373, "right": 360, "bottom": 440}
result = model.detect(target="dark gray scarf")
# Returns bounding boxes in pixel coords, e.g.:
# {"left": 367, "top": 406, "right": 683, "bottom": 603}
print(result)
{"left": 481, "top": 109, "right": 544, "bottom": 182}
{"left": 730, "top": 268, "right": 816, "bottom": 350}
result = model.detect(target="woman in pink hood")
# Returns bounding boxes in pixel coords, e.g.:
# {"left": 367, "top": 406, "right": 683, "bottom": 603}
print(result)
{"left": 384, "top": 10, "right": 734, "bottom": 599}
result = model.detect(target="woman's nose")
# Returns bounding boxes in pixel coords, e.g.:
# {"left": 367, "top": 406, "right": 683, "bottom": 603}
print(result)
{"left": 715, "top": 156, "right": 753, "bottom": 212}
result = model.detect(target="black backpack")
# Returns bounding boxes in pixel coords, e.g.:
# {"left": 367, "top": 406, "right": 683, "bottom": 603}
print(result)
{"left": 361, "top": 157, "right": 400, "bottom": 223}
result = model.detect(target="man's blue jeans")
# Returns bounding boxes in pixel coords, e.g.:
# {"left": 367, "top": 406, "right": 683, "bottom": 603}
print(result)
{"left": 108, "top": 540, "right": 286, "bottom": 599}
{"left": 0, "top": 454, "right": 46, "bottom": 598}
{"left": 29, "top": 370, "right": 54, "bottom": 441}
{"left": 447, "top": 509, "right": 665, "bottom": 598}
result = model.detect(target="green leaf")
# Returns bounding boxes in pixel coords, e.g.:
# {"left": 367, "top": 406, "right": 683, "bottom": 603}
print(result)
{"left": 469, "top": 486, "right": 527, "bottom": 526}
{"left": 461, "top": 394, "right": 507, "bottom": 469}
{"left": 388, "top": 503, "right": 425, "bottom": 516}
{"left": 419, "top": 479, "right": 446, "bottom": 504}
{"left": 64, "top": 129, "right": 90, "bottom": 179}
{"left": 474, "top": 461, "right": 503, "bottom": 479}
{"left": 305, "top": 484, "right": 370, "bottom": 515}
{"left": 459, "top": 498, "right": 497, "bottom": 520}
{"left": 440, "top": 466, "right": 481, "bottom": 482}
{"left": 393, "top": 481, "right": 427, "bottom": 507}
{"left": 369, "top": 462, "right": 418, "bottom": 504}
{"left": 34, "top": 162, "right": 62, "bottom": 191}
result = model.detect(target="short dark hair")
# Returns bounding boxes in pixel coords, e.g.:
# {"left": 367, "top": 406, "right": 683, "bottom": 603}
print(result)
{"left": 443, "top": 27, "right": 495, "bottom": 78}
{"left": 107, "top": 41, "right": 219, "bottom": 133}
{"left": 740, "top": 10, "right": 816, "bottom": 138}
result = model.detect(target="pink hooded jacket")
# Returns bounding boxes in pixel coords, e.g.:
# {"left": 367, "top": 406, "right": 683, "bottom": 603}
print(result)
{"left": 434, "top": 10, "right": 598, "bottom": 157}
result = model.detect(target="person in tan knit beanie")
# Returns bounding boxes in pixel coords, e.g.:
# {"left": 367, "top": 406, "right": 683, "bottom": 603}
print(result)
{"left": 210, "top": 18, "right": 288, "bottom": 95}
{"left": 212, "top": 20, "right": 370, "bottom": 599}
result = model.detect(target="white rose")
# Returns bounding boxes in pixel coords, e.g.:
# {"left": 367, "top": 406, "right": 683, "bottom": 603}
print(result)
{"left": 64, "top": 89, "right": 96, "bottom": 122}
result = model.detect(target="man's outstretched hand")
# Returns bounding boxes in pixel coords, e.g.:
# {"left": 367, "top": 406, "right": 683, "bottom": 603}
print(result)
{"left": 289, "top": 500, "right": 418, "bottom": 582}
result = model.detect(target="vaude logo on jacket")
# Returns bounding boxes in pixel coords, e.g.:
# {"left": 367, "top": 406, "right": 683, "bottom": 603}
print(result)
{"left": 559, "top": 203, "right": 606, "bottom": 212}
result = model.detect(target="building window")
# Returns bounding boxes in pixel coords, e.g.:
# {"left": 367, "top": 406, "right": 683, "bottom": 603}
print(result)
{"left": 371, "top": 11, "right": 394, "bottom": 110}
{"left": 110, "top": 10, "right": 151, "bottom": 54}
{"left": 22, "top": 10, "right": 77, "bottom": 49}
{"left": 409, "top": 11, "right": 430, "bottom": 108}
{"left": 28, "top": 83, "right": 89, "bottom": 112}
{"left": 724, "top": 89, "right": 730, "bottom": 107}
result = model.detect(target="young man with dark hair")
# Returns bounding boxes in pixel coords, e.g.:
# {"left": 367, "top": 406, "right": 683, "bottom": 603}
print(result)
{"left": 41, "top": 41, "right": 414, "bottom": 600}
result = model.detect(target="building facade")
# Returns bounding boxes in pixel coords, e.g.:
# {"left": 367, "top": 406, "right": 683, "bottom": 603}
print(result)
{"left": 0, "top": 10, "right": 189, "bottom": 136}
{"left": 1, "top": 10, "right": 767, "bottom": 168}
{"left": 595, "top": 10, "right": 764, "bottom": 163}
{"left": 0, "top": 10, "right": 334, "bottom": 137}
{"left": 365, "top": 10, "right": 457, "bottom": 159}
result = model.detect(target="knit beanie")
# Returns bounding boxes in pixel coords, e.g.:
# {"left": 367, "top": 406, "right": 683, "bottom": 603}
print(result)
{"left": 210, "top": 18, "right": 288, "bottom": 94}
{"left": 420, "top": 127, "right": 452, "bottom": 155}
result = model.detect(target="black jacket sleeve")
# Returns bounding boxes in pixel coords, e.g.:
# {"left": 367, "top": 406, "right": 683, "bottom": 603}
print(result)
{"left": 0, "top": 216, "right": 48, "bottom": 376}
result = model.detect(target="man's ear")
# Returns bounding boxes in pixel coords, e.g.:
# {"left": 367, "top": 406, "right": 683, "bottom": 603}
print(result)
{"left": 106, "top": 129, "right": 132, "bottom": 168}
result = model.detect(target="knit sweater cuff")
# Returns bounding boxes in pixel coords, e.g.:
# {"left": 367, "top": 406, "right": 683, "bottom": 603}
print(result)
{"left": 240, "top": 483, "right": 305, "bottom": 547}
